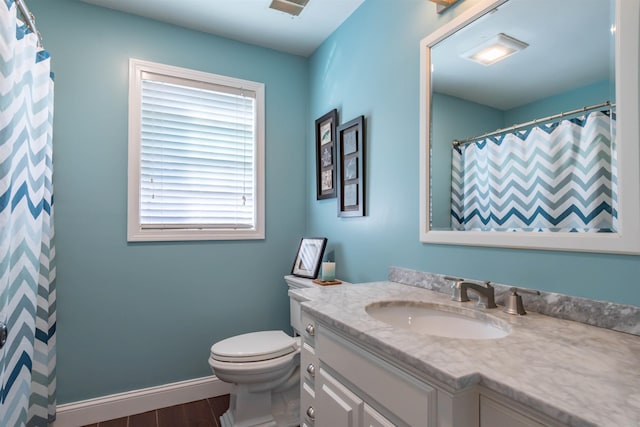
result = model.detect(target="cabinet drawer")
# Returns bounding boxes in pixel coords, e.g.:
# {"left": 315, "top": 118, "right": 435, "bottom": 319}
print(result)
{"left": 301, "top": 380, "right": 315, "bottom": 426}
{"left": 301, "top": 341, "right": 318, "bottom": 384}
{"left": 318, "top": 328, "right": 435, "bottom": 427}
{"left": 301, "top": 313, "right": 316, "bottom": 345}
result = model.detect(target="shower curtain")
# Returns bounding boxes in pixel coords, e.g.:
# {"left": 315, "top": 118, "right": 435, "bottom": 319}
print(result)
{"left": 0, "top": 2, "right": 56, "bottom": 426}
{"left": 451, "top": 110, "right": 617, "bottom": 232}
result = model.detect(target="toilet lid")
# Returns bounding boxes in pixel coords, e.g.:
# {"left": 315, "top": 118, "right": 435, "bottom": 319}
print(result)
{"left": 210, "top": 330, "right": 299, "bottom": 362}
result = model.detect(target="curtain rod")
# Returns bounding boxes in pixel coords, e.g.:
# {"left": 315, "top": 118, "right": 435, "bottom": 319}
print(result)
{"left": 453, "top": 100, "right": 615, "bottom": 147}
{"left": 16, "top": 0, "right": 42, "bottom": 47}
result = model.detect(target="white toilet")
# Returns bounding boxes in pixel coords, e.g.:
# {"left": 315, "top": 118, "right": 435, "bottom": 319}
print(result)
{"left": 208, "top": 276, "right": 312, "bottom": 427}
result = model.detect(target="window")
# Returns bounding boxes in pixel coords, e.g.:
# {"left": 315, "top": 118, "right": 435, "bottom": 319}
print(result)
{"left": 128, "top": 59, "right": 265, "bottom": 241}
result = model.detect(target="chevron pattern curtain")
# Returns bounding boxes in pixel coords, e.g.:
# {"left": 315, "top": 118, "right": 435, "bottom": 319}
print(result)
{"left": 451, "top": 110, "right": 617, "bottom": 232}
{"left": 0, "top": 2, "right": 56, "bottom": 426}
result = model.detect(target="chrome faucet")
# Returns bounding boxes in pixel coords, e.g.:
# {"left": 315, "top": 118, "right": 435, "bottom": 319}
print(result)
{"left": 446, "top": 277, "right": 497, "bottom": 309}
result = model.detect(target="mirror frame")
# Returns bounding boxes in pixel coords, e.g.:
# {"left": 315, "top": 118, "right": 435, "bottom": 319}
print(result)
{"left": 419, "top": 0, "right": 640, "bottom": 254}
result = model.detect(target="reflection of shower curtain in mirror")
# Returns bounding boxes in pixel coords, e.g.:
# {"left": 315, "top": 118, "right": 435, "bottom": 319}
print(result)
{"left": 451, "top": 111, "right": 617, "bottom": 232}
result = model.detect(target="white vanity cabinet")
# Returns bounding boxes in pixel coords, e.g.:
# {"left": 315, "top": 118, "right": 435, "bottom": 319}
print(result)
{"left": 363, "top": 404, "right": 396, "bottom": 427}
{"left": 300, "top": 312, "right": 471, "bottom": 427}
{"left": 300, "top": 312, "right": 566, "bottom": 427}
{"left": 478, "top": 390, "right": 563, "bottom": 427}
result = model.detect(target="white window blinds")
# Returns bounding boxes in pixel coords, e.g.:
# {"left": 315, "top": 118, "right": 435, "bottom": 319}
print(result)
{"left": 128, "top": 59, "right": 265, "bottom": 241}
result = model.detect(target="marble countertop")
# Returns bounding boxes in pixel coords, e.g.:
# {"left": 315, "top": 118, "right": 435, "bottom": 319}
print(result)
{"left": 290, "top": 281, "right": 640, "bottom": 427}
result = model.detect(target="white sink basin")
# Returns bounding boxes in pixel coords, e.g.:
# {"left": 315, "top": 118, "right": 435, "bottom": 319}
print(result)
{"left": 365, "top": 301, "right": 511, "bottom": 340}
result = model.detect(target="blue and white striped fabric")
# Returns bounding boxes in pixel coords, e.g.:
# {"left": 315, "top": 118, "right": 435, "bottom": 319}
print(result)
{"left": 0, "top": 1, "right": 56, "bottom": 426}
{"left": 451, "top": 111, "right": 617, "bottom": 232}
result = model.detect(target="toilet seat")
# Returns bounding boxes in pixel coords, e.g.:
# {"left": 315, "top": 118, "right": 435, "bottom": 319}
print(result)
{"left": 210, "top": 330, "right": 298, "bottom": 362}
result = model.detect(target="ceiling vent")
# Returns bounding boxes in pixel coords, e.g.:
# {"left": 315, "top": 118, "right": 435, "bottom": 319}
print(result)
{"left": 269, "top": 0, "right": 310, "bottom": 16}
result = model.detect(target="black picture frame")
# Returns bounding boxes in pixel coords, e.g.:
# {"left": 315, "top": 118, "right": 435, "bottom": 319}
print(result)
{"left": 291, "top": 237, "right": 328, "bottom": 278}
{"left": 337, "top": 116, "right": 365, "bottom": 217}
{"left": 315, "top": 109, "right": 338, "bottom": 200}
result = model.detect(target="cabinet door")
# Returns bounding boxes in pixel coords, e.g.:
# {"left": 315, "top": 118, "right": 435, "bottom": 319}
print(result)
{"left": 317, "top": 368, "right": 363, "bottom": 427}
{"left": 317, "top": 327, "right": 436, "bottom": 427}
{"left": 480, "top": 395, "right": 545, "bottom": 427}
{"left": 363, "top": 403, "right": 396, "bottom": 427}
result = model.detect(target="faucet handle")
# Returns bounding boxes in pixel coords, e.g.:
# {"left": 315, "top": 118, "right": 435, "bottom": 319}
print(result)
{"left": 504, "top": 287, "right": 540, "bottom": 315}
{"left": 511, "top": 287, "right": 540, "bottom": 296}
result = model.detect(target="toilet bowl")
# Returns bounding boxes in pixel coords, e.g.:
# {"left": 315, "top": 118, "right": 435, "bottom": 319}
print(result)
{"left": 209, "top": 330, "right": 301, "bottom": 427}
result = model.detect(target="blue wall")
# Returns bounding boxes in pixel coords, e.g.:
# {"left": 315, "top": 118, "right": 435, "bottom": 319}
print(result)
{"left": 307, "top": 0, "right": 639, "bottom": 301}
{"left": 31, "top": 0, "right": 308, "bottom": 403}
{"left": 505, "top": 80, "right": 613, "bottom": 124}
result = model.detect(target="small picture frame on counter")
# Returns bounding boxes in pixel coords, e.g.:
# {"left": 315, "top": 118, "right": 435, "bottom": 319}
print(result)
{"left": 291, "top": 237, "right": 328, "bottom": 279}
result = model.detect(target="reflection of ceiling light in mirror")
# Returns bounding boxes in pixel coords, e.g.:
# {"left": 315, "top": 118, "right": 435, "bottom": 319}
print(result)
{"left": 428, "top": 0, "right": 459, "bottom": 14}
{"left": 269, "top": 0, "right": 309, "bottom": 16}
{"left": 462, "top": 33, "right": 528, "bottom": 66}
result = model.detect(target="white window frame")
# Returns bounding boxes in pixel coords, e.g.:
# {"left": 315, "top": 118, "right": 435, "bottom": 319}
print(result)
{"left": 127, "top": 58, "right": 265, "bottom": 242}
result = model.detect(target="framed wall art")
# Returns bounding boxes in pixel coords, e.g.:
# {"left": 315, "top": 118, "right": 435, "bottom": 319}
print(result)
{"left": 315, "top": 109, "right": 338, "bottom": 200}
{"left": 291, "top": 237, "right": 328, "bottom": 278}
{"left": 337, "top": 116, "right": 365, "bottom": 217}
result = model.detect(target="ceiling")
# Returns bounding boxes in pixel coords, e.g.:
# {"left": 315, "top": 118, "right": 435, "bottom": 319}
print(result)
{"left": 77, "top": 0, "right": 365, "bottom": 57}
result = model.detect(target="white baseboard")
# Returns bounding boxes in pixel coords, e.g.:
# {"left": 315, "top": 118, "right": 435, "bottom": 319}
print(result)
{"left": 53, "top": 375, "right": 232, "bottom": 427}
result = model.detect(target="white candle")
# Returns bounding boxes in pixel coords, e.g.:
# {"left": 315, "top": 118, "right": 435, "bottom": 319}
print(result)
{"left": 321, "top": 262, "right": 335, "bottom": 281}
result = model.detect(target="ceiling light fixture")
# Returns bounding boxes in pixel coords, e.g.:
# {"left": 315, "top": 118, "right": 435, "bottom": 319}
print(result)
{"left": 429, "top": 0, "right": 460, "bottom": 14}
{"left": 462, "top": 33, "right": 528, "bottom": 66}
{"left": 269, "top": 0, "right": 310, "bottom": 17}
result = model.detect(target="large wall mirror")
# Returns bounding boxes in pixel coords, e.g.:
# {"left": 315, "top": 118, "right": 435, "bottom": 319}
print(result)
{"left": 419, "top": 0, "right": 640, "bottom": 254}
